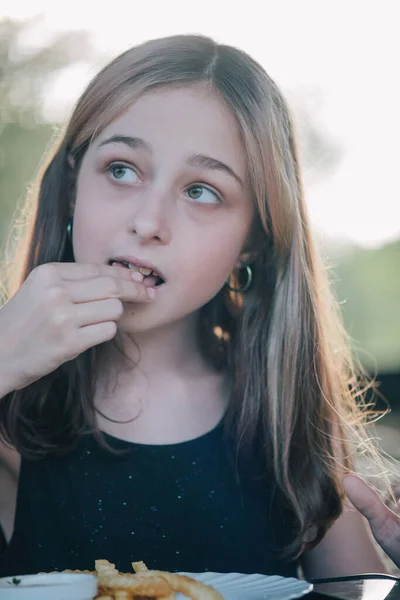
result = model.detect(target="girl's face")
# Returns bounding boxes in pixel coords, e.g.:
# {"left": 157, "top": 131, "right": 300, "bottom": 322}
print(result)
{"left": 72, "top": 85, "right": 254, "bottom": 333}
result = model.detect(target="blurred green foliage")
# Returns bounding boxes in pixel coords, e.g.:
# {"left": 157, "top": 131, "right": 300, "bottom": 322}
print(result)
{"left": 329, "top": 241, "right": 400, "bottom": 372}
{"left": 0, "top": 16, "right": 93, "bottom": 243}
{"left": 0, "top": 121, "right": 54, "bottom": 242}
{"left": 0, "top": 16, "right": 399, "bottom": 373}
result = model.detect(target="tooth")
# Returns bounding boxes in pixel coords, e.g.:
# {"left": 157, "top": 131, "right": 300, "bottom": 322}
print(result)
{"left": 139, "top": 267, "right": 152, "bottom": 276}
{"left": 127, "top": 263, "right": 139, "bottom": 271}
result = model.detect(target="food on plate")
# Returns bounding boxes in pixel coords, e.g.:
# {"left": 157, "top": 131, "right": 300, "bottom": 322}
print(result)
{"left": 51, "top": 558, "right": 223, "bottom": 600}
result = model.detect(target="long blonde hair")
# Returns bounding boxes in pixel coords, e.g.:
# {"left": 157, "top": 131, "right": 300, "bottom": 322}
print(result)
{"left": 0, "top": 34, "right": 388, "bottom": 558}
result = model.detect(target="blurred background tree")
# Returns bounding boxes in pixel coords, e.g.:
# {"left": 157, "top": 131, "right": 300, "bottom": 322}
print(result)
{"left": 0, "top": 15, "right": 399, "bottom": 413}
{"left": 331, "top": 241, "right": 400, "bottom": 374}
{"left": 0, "top": 15, "right": 95, "bottom": 245}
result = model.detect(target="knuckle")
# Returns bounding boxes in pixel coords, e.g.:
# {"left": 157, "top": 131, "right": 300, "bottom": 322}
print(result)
{"left": 130, "top": 284, "right": 139, "bottom": 299}
{"left": 109, "top": 298, "right": 123, "bottom": 317}
{"left": 31, "top": 263, "right": 58, "bottom": 284}
{"left": 92, "top": 263, "right": 102, "bottom": 278}
{"left": 46, "top": 284, "right": 66, "bottom": 304}
{"left": 104, "top": 321, "right": 117, "bottom": 339}
{"left": 50, "top": 308, "right": 71, "bottom": 331}
{"left": 105, "top": 277, "right": 121, "bottom": 297}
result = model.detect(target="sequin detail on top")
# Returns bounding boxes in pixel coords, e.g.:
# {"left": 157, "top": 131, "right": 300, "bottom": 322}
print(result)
{"left": 0, "top": 423, "right": 299, "bottom": 577}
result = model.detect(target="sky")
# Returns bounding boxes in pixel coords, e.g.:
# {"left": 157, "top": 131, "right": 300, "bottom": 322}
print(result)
{"left": 1, "top": 0, "right": 399, "bottom": 249}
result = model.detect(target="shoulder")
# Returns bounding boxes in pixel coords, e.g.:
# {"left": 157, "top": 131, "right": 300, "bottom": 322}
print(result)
{"left": 0, "top": 440, "right": 20, "bottom": 480}
{"left": 300, "top": 497, "right": 389, "bottom": 579}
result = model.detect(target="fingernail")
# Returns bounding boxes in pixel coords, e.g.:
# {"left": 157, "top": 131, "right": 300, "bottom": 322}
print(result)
{"left": 147, "top": 288, "right": 155, "bottom": 299}
{"left": 132, "top": 271, "right": 144, "bottom": 282}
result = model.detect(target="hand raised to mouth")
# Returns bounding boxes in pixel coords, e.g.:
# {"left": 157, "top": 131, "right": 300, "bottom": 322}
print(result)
{"left": 0, "top": 261, "right": 156, "bottom": 395}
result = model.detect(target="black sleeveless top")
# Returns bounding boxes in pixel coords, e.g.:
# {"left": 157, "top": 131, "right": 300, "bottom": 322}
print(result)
{"left": 0, "top": 423, "right": 300, "bottom": 577}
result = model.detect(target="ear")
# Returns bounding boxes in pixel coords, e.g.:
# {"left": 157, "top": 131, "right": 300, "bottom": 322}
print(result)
{"left": 237, "top": 250, "right": 258, "bottom": 267}
{"left": 239, "top": 216, "right": 264, "bottom": 265}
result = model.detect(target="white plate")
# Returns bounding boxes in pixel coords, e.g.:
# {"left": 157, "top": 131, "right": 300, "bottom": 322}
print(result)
{"left": 0, "top": 573, "right": 97, "bottom": 600}
{"left": 178, "top": 572, "right": 313, "bottom": 600}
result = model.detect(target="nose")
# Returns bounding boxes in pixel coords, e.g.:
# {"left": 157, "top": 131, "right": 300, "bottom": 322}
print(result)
{"left": 127, "top": 187, "right": 172, "bottom": 244}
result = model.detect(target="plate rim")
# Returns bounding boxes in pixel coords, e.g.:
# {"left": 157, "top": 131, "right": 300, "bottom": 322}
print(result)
{"left": 178, "top": 571, "right": 314, "bottom": 599}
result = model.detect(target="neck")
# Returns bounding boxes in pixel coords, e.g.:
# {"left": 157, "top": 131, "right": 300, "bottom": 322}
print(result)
{"left": 94, "top": 313, "right": 227, "bottom": 444}
{"left": 102, "top": 312, "right": 210, "bottom": 380}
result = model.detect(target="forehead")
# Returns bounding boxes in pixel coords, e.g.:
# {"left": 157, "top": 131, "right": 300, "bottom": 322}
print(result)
{"left": 94, "top": 85, "right": 247, "bottom": 175}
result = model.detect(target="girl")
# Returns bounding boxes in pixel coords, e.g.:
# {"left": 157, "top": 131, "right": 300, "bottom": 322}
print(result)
{"left": 0, "top": 34, "right": 392, "bottom": 580}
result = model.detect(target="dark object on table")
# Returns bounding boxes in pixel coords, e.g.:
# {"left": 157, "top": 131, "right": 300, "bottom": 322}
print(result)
{"left": 308, "top": 574, "right": 400, "bottom": 599}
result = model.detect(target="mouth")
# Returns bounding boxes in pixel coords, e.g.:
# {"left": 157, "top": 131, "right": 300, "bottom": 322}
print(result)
{"left": 108, "top": 259, "right": 166, "bottom": 289}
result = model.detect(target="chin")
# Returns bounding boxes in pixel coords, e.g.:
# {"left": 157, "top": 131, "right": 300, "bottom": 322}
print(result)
{"left": 116, "top": 304, "right": 170, "bottom": 334}
{"left": 117, "top": 311, "right": 153, "bottom": 333}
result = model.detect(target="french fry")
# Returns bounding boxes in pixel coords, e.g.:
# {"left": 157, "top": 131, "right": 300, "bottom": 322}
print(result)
{"left": 96, "top": 559, "right": 119, "bottom": 577}
{"left": 114, "top": 591, "right": 131, "bottom": 600}
{"left": 132, "top": 560, "right": 149, "bottom": 572}
{"left": 44, "top": 557, "right": 221, "bottom": 599}
{"left": 98, "top": 572, "right": 173, "bottom": 598}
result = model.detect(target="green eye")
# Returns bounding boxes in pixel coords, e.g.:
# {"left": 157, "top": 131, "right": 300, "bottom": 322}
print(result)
{"left": 186, "top": 184, "right": 221, "bottom": 204}
{"left": 112, "top": 166, "right": 127, "bottom": 179}
{"left": 106, "top": 162, "right": 139, "bottom": 183}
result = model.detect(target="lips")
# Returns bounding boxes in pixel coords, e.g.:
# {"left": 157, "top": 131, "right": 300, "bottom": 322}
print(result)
{"left": 109, "top": 258, "right": 165, "bottom": 287}
{"left": 108, "top": 255, "right": 165, "bottom": 279}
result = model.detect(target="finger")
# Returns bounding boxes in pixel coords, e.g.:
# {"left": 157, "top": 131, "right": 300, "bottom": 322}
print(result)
{"left": 75, "top": 298, "right": 124, "bottom": 327}
{"left": 343, "top": 474, "right": 400, "bottom": 536}
{"left": 75, "top": 321, "right": 118, "bottom": 353}
{"left": 343, "top": 475, "right": 388, "bottom": 524}
{"left": 344, "top": 474, "right": 400, "bottom": 569}
{"left": 75, "top": 294, "right": 153, "bottom": 328}
{"left": 44, "top": 262, "right": 137, "bottom": 282}
{"left": 69, "top": 276, "right": 149, "bottom": 304}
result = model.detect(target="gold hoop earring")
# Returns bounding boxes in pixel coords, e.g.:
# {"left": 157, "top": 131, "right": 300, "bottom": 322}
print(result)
{"left": 225, "top": 264, "right": 253, "bottom": 293}
{"left": 66, "top": 219, "right": 73, "bottom": 243}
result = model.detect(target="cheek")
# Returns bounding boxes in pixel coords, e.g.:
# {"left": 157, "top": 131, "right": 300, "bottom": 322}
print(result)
{"left": 72, "top": 174, "right": 112, "bottom": 262}
{"left": 178, "top": 226, "right": 247, "bottom": 297}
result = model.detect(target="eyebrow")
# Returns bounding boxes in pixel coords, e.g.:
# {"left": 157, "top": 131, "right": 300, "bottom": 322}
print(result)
{"left": 98, "top": 135, "right": 244, "bottom": 188}
{"left": 187, "top": 153, "right": 243, "bottom": 189}
{"left": 98, "top": 134, "right": 150, "bottom": 152}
